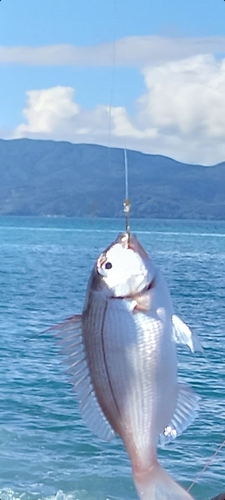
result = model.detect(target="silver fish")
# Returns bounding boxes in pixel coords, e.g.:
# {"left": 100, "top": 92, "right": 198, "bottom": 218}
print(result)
{"left": 54, "top": 233, "right": 199, "bottom": 500}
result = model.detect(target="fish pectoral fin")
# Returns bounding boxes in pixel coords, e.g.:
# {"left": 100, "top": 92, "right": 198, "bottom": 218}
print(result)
{"left": 52, "top": 315, "right": 115, "bottom": 442}
{"left": 172, "top": 314, "right": 204, "bottom": 354}
{"left": 132, "top": 294, "right": 151, "bottom": 312}
{"left": 159, "top": 383, "right": 200, "bottom": 447}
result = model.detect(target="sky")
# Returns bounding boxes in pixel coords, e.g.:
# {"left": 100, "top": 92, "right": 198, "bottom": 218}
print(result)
{"left": 1, "top": 0, "right": 225, "bottom": 165}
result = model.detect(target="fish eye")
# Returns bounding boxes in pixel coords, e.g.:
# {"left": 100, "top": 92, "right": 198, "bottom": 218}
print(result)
{"left": 105, "top": 261, "right": 112, "bottom": 270}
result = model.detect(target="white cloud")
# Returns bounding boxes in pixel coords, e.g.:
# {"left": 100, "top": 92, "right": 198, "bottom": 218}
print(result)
{"left": 140, "top": 55, "right": 225, "bottom": 135}
{"left": 137, "top": 54, "right": 225, "bottom": 164}
{"left": 11, "top": 54, "right": 225, "bottom": 165}
{"left": 17, "top": 87, "right": 80, "bottom": 135}
{"left": 0, "top": 36, "right": 225, "bottom": 67}
{"left": 14, "top": 86, "right": 139, "bottom": 145}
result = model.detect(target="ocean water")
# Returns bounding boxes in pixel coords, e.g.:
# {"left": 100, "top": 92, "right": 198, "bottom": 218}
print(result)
{"left": 0, "top": 216, "right": 225, "bottom": 500}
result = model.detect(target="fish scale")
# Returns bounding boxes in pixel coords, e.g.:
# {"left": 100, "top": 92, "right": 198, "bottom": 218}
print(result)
{"left": 83, "top": 294, "right": 122, "bottom": 434}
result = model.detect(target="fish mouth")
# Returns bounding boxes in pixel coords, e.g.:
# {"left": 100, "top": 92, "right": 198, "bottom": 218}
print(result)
{"left": 97, "top": 253, "right": 107, "bottom": 275}
{"left": 96, "top": 232, "right": 155, "bottom": 296}
{"left": 116, "top": 232, "right": 150, "bottom": 262}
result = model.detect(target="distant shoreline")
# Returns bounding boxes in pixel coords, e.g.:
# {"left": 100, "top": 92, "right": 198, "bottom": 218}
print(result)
{"left": 0, "top": 214, "right": 225, "bottom": 221}
{"left": 0, "top": 139, "right": 225, "bottom": 220}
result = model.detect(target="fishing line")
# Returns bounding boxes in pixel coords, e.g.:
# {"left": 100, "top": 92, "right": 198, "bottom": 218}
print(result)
{"left": 107, "top": 0, "right": 117, "bottom": 167}
{"left": 124, "top": 149, "right": 129, "bottom": 203}
{"left": 187, "top": 438, "right": 225, "bottom": 492}
{"left": 107, "top": 0, "right": 130, "bottom": 236}
{"left": 123, "top": 148, "right": 131, "bottom": 239}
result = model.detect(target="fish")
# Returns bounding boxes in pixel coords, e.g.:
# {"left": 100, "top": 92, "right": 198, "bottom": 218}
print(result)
{"left": 53, "top": 232, "right": 200, "bottom": 500}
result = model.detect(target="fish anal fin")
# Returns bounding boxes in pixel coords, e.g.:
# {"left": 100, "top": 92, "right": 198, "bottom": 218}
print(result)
{"left": 159, "top": 383, "right": 200, "bottom": 446}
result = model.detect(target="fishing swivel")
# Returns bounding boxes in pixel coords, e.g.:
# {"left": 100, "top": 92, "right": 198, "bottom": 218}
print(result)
{"left": 123, "top": 197, "right": 131, "bottom": 241}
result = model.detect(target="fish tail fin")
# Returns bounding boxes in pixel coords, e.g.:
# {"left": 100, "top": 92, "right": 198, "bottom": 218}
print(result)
{"left": 133, "top": 461, "right": 194, "bottom": 500}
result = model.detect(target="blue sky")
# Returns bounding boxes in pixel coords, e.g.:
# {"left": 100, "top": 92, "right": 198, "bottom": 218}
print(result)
{"left": 1, "top": 0, "right": 225, "bottom": 164}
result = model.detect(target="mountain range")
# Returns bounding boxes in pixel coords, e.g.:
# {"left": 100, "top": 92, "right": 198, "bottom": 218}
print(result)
{"left": 0, "top": 138, "right": 224, "bottom": 219}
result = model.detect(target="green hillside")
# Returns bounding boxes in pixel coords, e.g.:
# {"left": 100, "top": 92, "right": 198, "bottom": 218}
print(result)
{"left": 0, "top": 138, "right": 224, "bottom": 219}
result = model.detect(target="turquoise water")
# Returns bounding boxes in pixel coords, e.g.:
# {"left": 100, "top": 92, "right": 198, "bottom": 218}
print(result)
{"left": 0, "top": 216, "right": 225, "bottom": 500}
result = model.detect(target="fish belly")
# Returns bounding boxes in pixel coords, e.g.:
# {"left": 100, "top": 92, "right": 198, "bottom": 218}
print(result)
{"left": 83, "top": 296, "right": 177, "bottom": 465}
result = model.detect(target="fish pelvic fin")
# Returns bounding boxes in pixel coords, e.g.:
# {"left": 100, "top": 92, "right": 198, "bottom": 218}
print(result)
{"left": 133, "top": 461, "right": 194, "bottom": 500}
{"left": 172, "top": 314, "right": 204, "bottom": 354}
{"left": 51, "top": 314, "right": 115, "bottom": 442}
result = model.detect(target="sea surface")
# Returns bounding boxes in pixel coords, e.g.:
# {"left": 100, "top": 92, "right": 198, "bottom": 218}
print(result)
{"left": 0, "top": 216, "right": 225, "bottom": 500}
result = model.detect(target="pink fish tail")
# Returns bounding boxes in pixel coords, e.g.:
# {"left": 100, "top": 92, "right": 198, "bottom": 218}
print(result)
{"left": 133, "top": 461, "right": 194, "bottom": 500}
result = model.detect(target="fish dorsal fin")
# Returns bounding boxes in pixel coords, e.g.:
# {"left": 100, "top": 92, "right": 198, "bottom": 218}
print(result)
{"left": 172, "top": 314, "right": 203, "bottom": 354}
{"left": 159, "top": 383, "right": 200, "bottom": 446}
{"left": 54, "top": 314, "right": 115, "bottom": 442}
